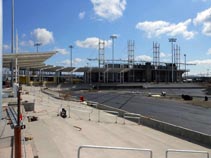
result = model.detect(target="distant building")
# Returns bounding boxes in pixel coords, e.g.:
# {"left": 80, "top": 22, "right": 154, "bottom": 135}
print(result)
{"left": 2, "top": 52, "right": 186, "bottom": 86}
{"left": 84, "top": 62, "right": 185, "bottom": 83}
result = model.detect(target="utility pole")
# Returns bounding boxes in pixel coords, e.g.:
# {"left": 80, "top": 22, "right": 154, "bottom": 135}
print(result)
{"left": 34, "top": 42, "right": 42, "bottom": 52}
{"left": 168, "top": 38, "right": 177, "bottom": 83}
{"left": 110, "top": 35, "right": 117, "bottom": 82}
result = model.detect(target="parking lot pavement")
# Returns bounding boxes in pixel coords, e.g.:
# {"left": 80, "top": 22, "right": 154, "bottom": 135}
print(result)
{"left": 72, "top": 89, "right": 211, "bottom": 135}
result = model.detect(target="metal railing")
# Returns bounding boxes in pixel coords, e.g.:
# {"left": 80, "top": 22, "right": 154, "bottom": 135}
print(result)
{"left": 6, "top": 106, "right": 18, "bottom": 127}
{"left": 166, "top": 149, "right": 210, "bottom": 158}
{"left": 78, "top": 145, "right": 153, "bottom": 158}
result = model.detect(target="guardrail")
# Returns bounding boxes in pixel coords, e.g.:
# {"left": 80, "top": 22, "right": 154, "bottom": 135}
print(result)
{"left": 166, "top": 149, "right": 210, "bottom": 158}
{"left": 78, "top": 145, "right": 153, "bottom": 158}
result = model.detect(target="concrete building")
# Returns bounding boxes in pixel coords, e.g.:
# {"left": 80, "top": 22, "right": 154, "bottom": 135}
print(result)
{"left": 2, "top": 51, "right": 186, "bottom": 86}
{"left": 83, "top": 63, "right": 185, "bottom": 83}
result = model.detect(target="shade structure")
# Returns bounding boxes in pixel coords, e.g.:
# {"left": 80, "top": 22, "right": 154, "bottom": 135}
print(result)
{"left": 3, "top": 51, "right": 57, "bottom": 69}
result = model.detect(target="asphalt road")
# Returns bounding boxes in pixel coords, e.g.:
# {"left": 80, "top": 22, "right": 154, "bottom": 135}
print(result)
{"left": 72, "top": 89, "right": 211, "bottom": 135}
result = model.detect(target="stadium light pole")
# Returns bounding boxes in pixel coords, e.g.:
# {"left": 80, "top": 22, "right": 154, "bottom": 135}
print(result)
{"left": 69, "top": 45, "right": 73, "bottom": 67}
{"left": 69, "top": 45, "right": 73, "bottom": 84}
{"left": 34, "top": 42, "right": 42, "bottom": 52}
{"left": 110, "top": 35, "right": 117, "bottom": 82}
{"left": 168, "top": 38, "right": 177, "bottom": 83}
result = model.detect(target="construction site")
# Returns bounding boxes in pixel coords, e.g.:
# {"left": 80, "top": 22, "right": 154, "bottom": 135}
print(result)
{"left": 2, "top": 39, "right": 193, "bottom": 87}
{"left": 1, "top": 1, "right": 211, "bottom": 158}
{"left": 2, "top": 33, "right": 211, "bottom": 158}
{"left": 1, "top": 26, "right": 211, "bottom": 157}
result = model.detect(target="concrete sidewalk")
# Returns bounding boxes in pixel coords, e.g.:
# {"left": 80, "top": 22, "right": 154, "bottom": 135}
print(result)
{"left": 1, "top": 85, "right": 211, "bottom": 158}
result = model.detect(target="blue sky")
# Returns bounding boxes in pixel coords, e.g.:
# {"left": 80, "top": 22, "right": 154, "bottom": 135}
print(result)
{"left": 3, "top": 0, "right": 211, "bottom": 76}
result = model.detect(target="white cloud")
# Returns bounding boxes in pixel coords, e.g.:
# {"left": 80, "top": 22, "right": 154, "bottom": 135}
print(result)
{"left": 136, "top": 55, "right": 152, "bottom": 62}
{"left": 188, "top": 59, "right": 211, "bottom": 65}
{"left": 193, "top": 7, "right": 211, "bottom": 36}
{"left": 3, "top": 44, "right": 10, "bottom": 51}
{"left": 202, "top": 23, "right": 211, "bottom": 36}
{"left": 160, "top": 52, "right": 171, "bottom": 58}
{"left": 79, "top": 11, "right": 86, "bottom": 20}
{"left": 60, "top": 59, "right": 70, "bottom": 66}
{"left": 21, "top": 34, "right": 26, "bottom": 38}
{"left": 31, "top": 28, "right": 54, "bottom": 45}
{"left": 194, "top": 7, "right": 211, "bottom": 24}
{"left": 54, "top": 48, "right": 68, "bottom": 55}
{"left": 59, "top": 58, "right": 83, "bottom": 67}
{"left": 159, "top": 52, "right": 172, "bottom": 62}
{"left": 90, "top": 0, "right": 126, "bottom": 21}
{"left": 73, "top": 58, "right": 82, "bottom": 64}
{"left": 136, "top": 19, "right": 196, "bottom": 40}
{"left": 75, "top": 37, "right": 112, "bottom": 49}
{"left": 19, "top": 40, "right": 34, "bottom": 47}
{"left": 207, "top": 48, "right": 211, "bottom": 55}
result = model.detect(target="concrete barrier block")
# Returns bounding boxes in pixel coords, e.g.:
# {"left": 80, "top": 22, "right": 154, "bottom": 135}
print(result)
{"left": 23, "top": 102, "right": 35, "bottom": 112}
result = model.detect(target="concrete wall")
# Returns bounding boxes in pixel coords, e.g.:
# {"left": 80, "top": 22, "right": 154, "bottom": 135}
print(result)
{"left": 140, "top": 116, "right": 211, "bottom": 147}
{"left": 91, "top": 102, "right": 211, "bottom": 148}
{"left": 22, "top": 102, "right": 35, "bottom": 112}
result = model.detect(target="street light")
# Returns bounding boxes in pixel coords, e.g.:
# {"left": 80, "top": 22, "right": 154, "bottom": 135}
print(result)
{"left": 69, "top": 45, "right": 73, "bottom": 84}
{"left": 69, "top": 45, "right": 73, "bottom": 67}
{"left": 168, "top": 38, "right": 177, "bottom": 82}
{"left": 110, "top": 35, "right": 117, "bottom": 82}
{"left": 34, "top": 42, "right": 42, "bottom": 52}
{"left": 184, "top": 54, "right": 186, "bottom": 80}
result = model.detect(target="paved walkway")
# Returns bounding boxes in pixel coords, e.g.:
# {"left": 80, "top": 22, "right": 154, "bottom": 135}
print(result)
{"left": 1, "top": 85, "right": 211, "bottom": 158}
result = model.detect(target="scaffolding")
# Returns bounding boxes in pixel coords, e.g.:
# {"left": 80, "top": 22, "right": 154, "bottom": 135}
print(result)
{"left": 128, "top": 40, "right": 135, "bottom": 68}
{"left": 98, "top": 40, "right": 105, "bottom": 68}
{"left": 174, "top": 44, "right": 180, "bottom": 70}
{"left": 153, "top": 42, "right": 160, "bottom": 82}
{"left": 128, "top": 40, "right": 135, "bottom": 82}
{"left": 153, "top": 42, "right": 160, "bottom": 67}
{"left": 98, "top": 40, "right": 105, "bottom": 82}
